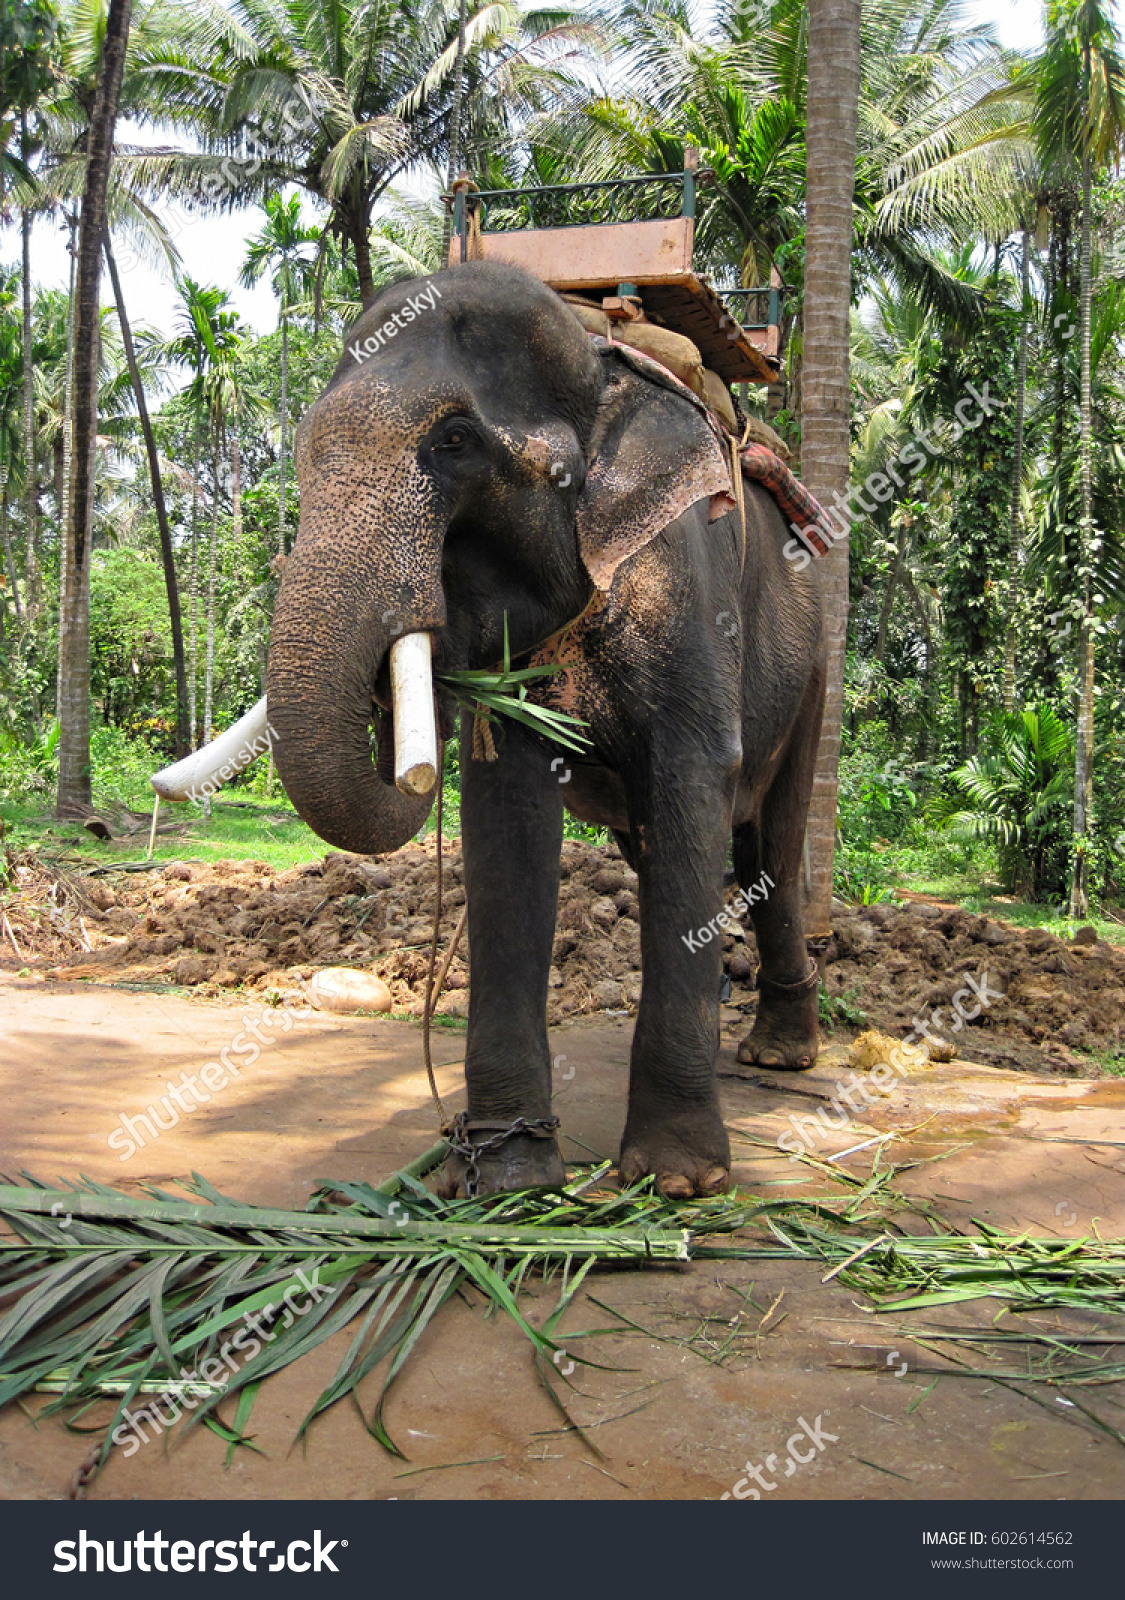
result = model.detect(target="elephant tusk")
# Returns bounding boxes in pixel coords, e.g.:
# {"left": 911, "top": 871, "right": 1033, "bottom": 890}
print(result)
{"left": 390, "top": 632, "right": 438, "bottom": 797}
{"left": 150, "top": 696, "right": 275, "bottom": 803}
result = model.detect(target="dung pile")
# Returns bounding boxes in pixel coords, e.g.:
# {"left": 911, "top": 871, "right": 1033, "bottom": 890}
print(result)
{"left": 5, "top": 841, "right": 1125, "bottom": 1075}
{"left": 11, "top": 839, "right": 643, "bottom": 1025}
{"left": 823, "top": 900, "right": 1125, "bottom": 1074}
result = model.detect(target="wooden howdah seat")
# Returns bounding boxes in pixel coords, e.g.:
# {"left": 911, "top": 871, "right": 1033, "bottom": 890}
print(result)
{"left": 444, "top": 151, "right": 784, "bottom": 392}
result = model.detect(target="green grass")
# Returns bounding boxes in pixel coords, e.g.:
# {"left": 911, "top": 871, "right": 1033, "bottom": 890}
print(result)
{"left": 1, "top": 795, "right": 328, "bottom": 875}
{"left": 961, "top": 895, "right": 1125, "bottom": 950}
{"left": 1071, "top": 1046, "right": 1125, "bottom": 1078}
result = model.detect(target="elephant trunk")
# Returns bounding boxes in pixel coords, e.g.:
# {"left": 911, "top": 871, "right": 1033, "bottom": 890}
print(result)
{"left": 267, "top": 532, "right": 438, "bottom": 857}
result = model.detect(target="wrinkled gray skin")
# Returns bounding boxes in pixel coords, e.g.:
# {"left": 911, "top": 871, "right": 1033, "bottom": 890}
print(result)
{"left": 269, "top": 261, "right": 825, "bottom": 1198}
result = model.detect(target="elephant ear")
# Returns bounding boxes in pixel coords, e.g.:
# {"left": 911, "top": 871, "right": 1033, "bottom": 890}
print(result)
{"left": 576, "top": 348, "right": 734, "bottom": 592}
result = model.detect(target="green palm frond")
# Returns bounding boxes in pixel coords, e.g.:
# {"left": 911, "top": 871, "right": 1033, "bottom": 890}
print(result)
{"left": 4, "top": 1143, "right": 1125, "bottom": 1486}
{"left": 929, "top": 707, "right": 1074, "bottom": 895}
{"left": 437, "top": 618, "right": 592, "bottom": 752}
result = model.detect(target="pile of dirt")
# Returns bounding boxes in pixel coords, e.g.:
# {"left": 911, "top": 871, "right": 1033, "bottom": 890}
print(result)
{"left": 4, "top": 841, "right": 1123, "bottom": 1075}
{"left": 1, "top": 839, "right": 641, "bottom": 1025}
{"left": 823, "top": 900, "right": 1124, "bottom": 1075}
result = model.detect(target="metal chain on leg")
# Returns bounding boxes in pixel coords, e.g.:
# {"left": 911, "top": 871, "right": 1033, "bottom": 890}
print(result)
{"left": 69, "top": 1434, "right": 107, "bottom": 1499}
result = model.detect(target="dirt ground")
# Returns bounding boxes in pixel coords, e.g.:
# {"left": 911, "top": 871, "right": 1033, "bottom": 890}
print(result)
{"left": 5, "top": 838, "right": 1125, "bottom": 1076}
{"left": 1, "top": 972, "right": 1123, "bottom": 1502}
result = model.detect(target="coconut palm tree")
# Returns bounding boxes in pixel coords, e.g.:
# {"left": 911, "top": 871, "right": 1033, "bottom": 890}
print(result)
{"left": 57, "top": 0, "right": 134, "bottom": 817}
{"left": 1033, "top": 0, "right": 1125, "bottom": 916}
{"left": 801, "top": 0, "right": 861, "bottom": 938}
{"left": 239, "top": 192, "right": 320, "bottom": 557}
{"left": 553, "top": 0, "right": 1026, "bottom": 325}
{"left": 125, "top": 0, "right": 594, "bottom": 308}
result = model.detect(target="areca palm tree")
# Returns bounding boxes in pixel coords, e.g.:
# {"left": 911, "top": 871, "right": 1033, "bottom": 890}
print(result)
{"left": 239, "top": 192, "right": 319, "bottom": 556}
{"left": 1033, "top": 0, "right": 1125, "bottom": 916}
{"left": 103, "top": 231, "right": 190, "bottom": 754}
{"left": 162, "top": 280, "right": 259, "bottom": 751}
{"left": 1, "top": 1, "right": 59, "bottom": 622}
{"left": 162, "top": 278, "right": 226, "bottom": 747}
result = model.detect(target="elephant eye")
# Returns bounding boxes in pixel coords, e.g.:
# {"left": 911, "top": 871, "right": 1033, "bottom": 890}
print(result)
{"left": 434, "top": 420, "right": 474, "bottom": 453}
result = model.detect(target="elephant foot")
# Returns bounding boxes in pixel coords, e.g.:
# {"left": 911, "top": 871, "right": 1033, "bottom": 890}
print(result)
{"left": 737, "top": 962, "right": 821, "bottom": 1071}
{"left": 618, "top": 1102, "right": 730, "bottom": 1198}
{"left": 434, "top": 1117, "right": 566, "bottom": 1198}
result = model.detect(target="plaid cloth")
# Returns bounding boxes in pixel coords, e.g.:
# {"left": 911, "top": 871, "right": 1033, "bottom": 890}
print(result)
{"left": 739, "top": 444, "right": 832, "bottom": 556}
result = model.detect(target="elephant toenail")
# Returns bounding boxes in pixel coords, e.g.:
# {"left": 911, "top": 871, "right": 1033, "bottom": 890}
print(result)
{"left": 658, "top": 1174, "right": 694, "bottom": 1199}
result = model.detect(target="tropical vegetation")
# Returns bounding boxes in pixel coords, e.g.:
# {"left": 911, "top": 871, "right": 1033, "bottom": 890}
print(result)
{"left": 2, "top": 0, "right": 1125, "bottom": 922}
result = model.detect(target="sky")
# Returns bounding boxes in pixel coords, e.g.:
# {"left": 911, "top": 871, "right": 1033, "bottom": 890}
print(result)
{"left": 2, "top": 0, "right": 1049, "bottom": 342}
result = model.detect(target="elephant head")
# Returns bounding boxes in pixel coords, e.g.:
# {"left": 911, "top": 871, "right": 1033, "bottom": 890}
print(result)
{"left": 268, "top": 262, "right": 732, "bottom": 855}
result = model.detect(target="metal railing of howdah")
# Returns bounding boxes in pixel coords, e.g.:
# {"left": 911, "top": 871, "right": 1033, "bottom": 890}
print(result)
{"left": 449, "top": 167, "right": 702, "bottom": 238}
{"left": 444, "top": 160, "right": 783, "bottom": 348}
{"left": 715, "top": 286, "right": 777, "bottom": 331}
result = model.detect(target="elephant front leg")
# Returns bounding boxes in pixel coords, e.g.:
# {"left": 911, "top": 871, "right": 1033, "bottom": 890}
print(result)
{"left": 619, "top": 756, "right": 739, "bottom": 1198}
{"left": 435, "top": 712, "right": 567, "bottom": 1198}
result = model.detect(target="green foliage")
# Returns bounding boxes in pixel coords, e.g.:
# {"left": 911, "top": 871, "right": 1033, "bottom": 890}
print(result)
{"left": 0, "top": 0, "right": 59, "bottom": 137}
{"left": 0, "top": 716, "right": 57, "bottom": 801}
{"left": 88, "top": 724, "right": 164, "bottom": 809}
{"left": 930, "top": 706, "right": 1074, "bottom": 900}
{"left": 833, "top": 725, "right": 915, "bottom": 903}
{"left": 89, "top": 550, "right": 175, "bottom": 730}
{"left": 819, "top": 987, "right": 868, "bottom": 1033}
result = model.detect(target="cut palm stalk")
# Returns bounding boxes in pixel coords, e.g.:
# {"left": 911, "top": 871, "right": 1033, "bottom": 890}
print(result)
{"left": 390, "top": 632, "right": 438, "bottom": 796}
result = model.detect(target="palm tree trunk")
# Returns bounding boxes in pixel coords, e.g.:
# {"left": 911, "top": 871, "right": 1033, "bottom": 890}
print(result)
{"left": 202, "top": 417, "right": 220, "bottom": 820}
{"left": 20, "top": 165, "right": 37, "bottom": 618}
{"left": 278, "top": 311, "right": 288, "bottom": 556}
{"left": 353, "top": 214, "right": 375, "bottom": 309}
{"left": 1, "top": 466, "right": 22, "bottom": 620}
{"left": 57, "top": 0, "right": 135, "bottom": 817}
{"left": 104, "top": 232, "right": 190, "bottom": 757}
{"left": 1003, "top": 223, "right": 1031, "bottom": 713}
{"left": 189, "top": 409, "right": 200, "bottom": 748}
{"left": 874, "top": 528, "right": 904, "bottom": 664}
{"left": 204, "top": 416, "right": 219, "bottom": 747}
{"left": 1070, "top": 146, "right": 1095, "bottom": 919}
{"left": 57, "top": 212, "right": 78, "bottom": 714}
{"left": 800, "top": 0, "right": 862, "bottom": 940}
{"left": 231, "top": 425, "right": 242, "bottom": 550}
{"left": 440, "top": 0, "right": 469, "bottom": 263}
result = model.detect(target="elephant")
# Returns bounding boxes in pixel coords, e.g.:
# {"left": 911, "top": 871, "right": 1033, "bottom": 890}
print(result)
{"left": 268, "top": 260, "right": 825, "bottom": 1200}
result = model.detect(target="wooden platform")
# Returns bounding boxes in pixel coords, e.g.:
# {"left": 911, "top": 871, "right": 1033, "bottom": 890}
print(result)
{"left": 447, "top": 215, "right": 778, "bottom": 386}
